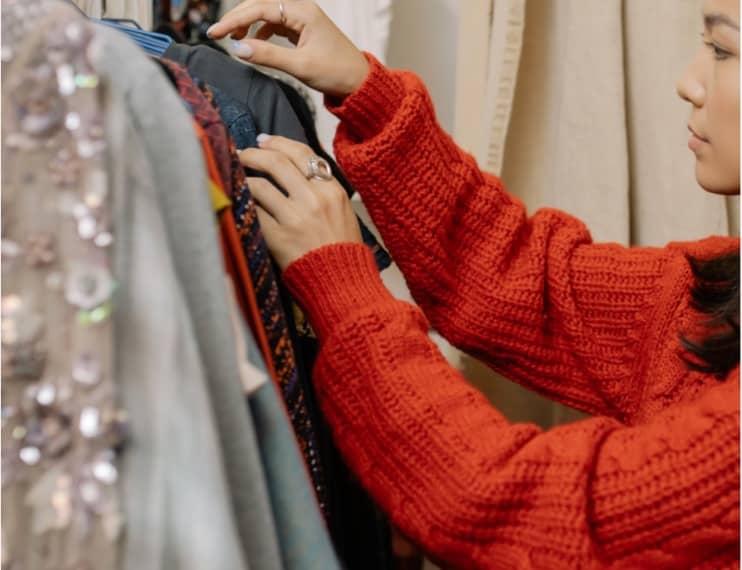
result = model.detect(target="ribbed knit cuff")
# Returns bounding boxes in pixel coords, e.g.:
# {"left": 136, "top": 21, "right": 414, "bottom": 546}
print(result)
{"left": 324, "top": 52, "right": 408, "bottom": 142}
{"left": 282, "top": 243, "right": 395, "bottom": 340}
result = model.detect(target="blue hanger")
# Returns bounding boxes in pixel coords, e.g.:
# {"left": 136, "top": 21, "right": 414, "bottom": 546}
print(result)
{"left": 97, "top": 19, "right": 173, "bottom": 57}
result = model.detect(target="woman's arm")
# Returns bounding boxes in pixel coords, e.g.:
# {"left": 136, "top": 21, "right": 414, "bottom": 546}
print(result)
{"left": 284, "top": 244, "right": 740, "bottom": 569}
{"left": 208, "top": 1, "right": 729, "bottom": 422}
{"left": 327, "top": 54, "right": 700, "bottom": 421}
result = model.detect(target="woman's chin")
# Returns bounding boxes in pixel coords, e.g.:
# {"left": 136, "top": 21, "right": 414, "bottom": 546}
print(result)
{"left": 695, "top": 163, "right": 741, "bottom": 196}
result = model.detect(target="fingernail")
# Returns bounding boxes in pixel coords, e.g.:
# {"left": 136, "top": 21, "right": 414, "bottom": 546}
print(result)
{"left": 257, "top": 133, "right": 271, "bottom": 145}
{"left": 232, "top": 41, "right": 254, "bottom": 58}
{"left": 236, "top": 148, "right": 245, "bottom": 153}
{"left": 206, "top": 24, "right": 217, "bottom": 38}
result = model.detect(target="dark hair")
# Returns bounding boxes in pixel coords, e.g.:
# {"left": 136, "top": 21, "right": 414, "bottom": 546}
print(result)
{"left": 680, "top": 252, "right": 740, "bottom": 378}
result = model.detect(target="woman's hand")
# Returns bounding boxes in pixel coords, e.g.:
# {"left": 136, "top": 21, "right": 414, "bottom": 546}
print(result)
{"left": 239, "top": 135, "right": 363, "bottom": 270}
{"left": 207, "top": 1, "right": 370, "bottom": 97}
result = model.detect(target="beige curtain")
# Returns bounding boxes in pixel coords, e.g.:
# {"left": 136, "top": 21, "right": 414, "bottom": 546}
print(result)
{"left": 461, "top": 0, "right": 739, "bottom": 428}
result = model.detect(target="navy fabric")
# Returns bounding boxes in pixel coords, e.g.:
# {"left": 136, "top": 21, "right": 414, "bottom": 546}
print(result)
{"left": 210, "top": 85, "right": 259, "bottom": 150}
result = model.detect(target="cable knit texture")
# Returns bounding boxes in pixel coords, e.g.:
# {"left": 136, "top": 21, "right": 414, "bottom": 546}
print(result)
{"left": 282, "top": 54, "right": 741, "bottom": 568}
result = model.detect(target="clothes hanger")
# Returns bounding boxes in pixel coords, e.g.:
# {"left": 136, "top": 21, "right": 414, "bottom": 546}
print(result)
{"left": 59, "top": 0, "right": 170, "bottom": 56}
{"left": 100, "top": 18, "right": 143, "bottom": 30}
{"left": 97, "top": 19, "right": 174, "bottom": 56}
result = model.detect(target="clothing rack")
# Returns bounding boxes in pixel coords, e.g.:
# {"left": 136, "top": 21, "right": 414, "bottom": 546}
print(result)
{"left": 2, "top": 2, "right": 392, "bottom": 569}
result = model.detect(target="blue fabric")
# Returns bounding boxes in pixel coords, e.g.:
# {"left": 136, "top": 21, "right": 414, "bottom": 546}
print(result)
{"left": 210, "top": 86, "right": 259, "bottom": 151}
{"left": 241, "top": 318, "right": 341, "bottom": 570}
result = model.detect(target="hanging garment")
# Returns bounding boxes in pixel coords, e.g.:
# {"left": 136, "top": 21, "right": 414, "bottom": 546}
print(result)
{"left": 164, "top": 59, "right": 386, "bottom": 570}
{"left": 196, "top": 94, "right": 341, "bottom": 569}
{"left": 185, "top": 55, "right": 394, "bottom": 567}
{"left": 2, "top": 5, "right": 124, "bottom": 569}
{"left": 195, "top": 77, "right": 258, "bottom": 199}
{"left": 108, "top": 97, "right": 250, "bottom": 570}
{"left": 96, "top": 26, "right": 283, "bottom": 570}
{"left": 158, "top": 55, "right": 331, "bottom": 528}
{"left": 166, "top": 58, "right": 333, "bottom": 524}
{"left": 164, "top": 43, "right": 306, "bottom": 140}
{"left": 2, "top": 2, "right": 255, "bottom": 568}
{"left": 192, "top": 118, "right": 279, "bottom": 380}
{"left": 229, "top": 156, "right": 331, "bottom": 517}
{"left": 159, "top": 58, "right": 274, "bottom": 369}
{"left": 162, "top": 42, "right": 391, "bottom": 269}
{"left": 210, "top": 85, "right": 259, "bottom": 150}
{"left": 221, "top": 208, "right": 279, "bottom": 378}
{"left": 160, "top": 59, "right": 235, "bottom": 195}
{"left": 243, "top": 318, "right": 341, "bottom": 570}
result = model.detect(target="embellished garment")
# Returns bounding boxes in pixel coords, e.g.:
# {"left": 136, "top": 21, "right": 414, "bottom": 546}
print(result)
{"left": 2, "top": 3, "right": 125, "bottom": 568}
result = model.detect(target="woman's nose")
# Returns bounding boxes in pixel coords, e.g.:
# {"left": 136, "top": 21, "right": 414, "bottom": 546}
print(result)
{"left": 677, "top": 52, "right": 706, "bottom": 107}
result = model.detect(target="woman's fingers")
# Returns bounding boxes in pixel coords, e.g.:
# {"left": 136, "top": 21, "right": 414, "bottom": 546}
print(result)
{"left": 209, "top": 0, "right": 368, "bottom": 97}
{"left": 241, "top": 149, "right": 313, "bottom": 202}
{"left": 255, "top": 135, "right": 321, "bottom": 179}
{"left": 254, "top": 22, "right": 278, "bottom": 41}
{"left": 225, "top": 26, "right": 250, "bottom": 41}
{"left": 254, "top": 204, "right": 280, "bottom": 236}
{"left": 255, "top": 22, "right": 300, "bottom": 45}
{"left": 207, "top": 0, "right": 303, "bottom": 40}
{"left": 246, "top": 176, "right": 295, "bottom": 223}
{"left": 231, "top": 38, "right": 304, "bottom": 72}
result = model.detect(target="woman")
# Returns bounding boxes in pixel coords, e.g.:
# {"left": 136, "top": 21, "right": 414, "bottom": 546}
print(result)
{"left": 208, "top": 1, "right": 740, "bottom": 567}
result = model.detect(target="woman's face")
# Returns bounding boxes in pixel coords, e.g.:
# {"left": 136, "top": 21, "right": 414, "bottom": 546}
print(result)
{"left": 677, "top": 0, "right": 740, "bottom": 195}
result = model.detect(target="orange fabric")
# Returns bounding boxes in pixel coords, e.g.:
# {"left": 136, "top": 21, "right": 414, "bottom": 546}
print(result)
{"left": 281, "top": 54, "right": 741, "bottom": 568}
{"left": 193, "top": 121, "right": 278, "bottom": 384}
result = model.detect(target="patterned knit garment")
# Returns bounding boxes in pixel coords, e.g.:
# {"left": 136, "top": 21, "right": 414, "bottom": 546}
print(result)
{"left": 160, "top": 59, "right": 330, "bottom": 515}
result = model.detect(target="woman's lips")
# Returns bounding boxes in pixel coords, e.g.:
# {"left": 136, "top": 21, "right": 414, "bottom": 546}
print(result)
{"left": 688, "top": 125, "right": 709, "bottom": 152}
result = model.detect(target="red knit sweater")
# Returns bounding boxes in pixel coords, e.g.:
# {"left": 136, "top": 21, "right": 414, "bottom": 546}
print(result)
{"left": 282, "top": 54, "right": 741, "bottom": 569}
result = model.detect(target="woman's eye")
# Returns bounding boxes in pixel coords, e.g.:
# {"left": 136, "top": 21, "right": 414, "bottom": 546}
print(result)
{"left": 702, "top": 36, "right": 731, "bottom": 61}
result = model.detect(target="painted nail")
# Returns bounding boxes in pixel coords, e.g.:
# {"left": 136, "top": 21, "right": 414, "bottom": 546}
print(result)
{"left": 232, "top": 41, "right": 254, "bottom": 59}
{"left": 257, "top": 134, "right": 271, "bottom": 145}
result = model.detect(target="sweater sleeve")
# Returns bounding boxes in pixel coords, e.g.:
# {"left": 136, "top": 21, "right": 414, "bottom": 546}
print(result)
{"left": 325, "top": 54, "right": 687, "bottom": 421}
{"left": 283, "top": 244, "right": 740, "bottom": 569}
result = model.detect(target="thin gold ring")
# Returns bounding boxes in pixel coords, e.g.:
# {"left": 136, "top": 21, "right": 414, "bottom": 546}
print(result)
{"left": 278, "top": 0, "right": 287, "bottom": 25}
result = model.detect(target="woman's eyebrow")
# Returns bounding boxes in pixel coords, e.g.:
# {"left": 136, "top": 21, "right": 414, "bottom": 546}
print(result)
{"left": 704, "top": 12, "right": 740, "bottom": 32}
